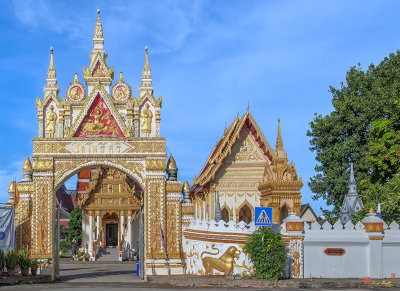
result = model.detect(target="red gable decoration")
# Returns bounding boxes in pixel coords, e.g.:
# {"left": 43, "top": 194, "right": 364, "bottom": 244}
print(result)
{"left": 74, "top": 94, "right": 124, "bottom": 137}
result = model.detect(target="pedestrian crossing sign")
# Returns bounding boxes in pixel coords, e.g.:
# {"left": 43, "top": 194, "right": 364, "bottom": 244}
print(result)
{"left": 255, "top": 207, "right": 272, "bottom": 226}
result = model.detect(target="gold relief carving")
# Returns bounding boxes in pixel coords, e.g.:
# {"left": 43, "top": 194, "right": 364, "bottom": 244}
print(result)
{"left": 46, "top": 105, "right": 57, "bottom": 138}
{"left": 364, "top": 222, "right": 384, "bottom": 233}
{"left": 146, "top": 178, "right": 165, "bottom": 259}
{"left": 146, "top": 159, "right": 166, "bottom": 171}
{"left": 81, "top": 106, "right": 120, "bottom": 136}
{"left": 292, "top": 251, "right": 300, "bottom": 277}
{"left": 113, "top": 161, "right": 145, "bottom": 183}
{"left": 166, "top": 183, "right": 181, "bottom": 193}
{"left": 33, "top": 142, "right": 68, "bottom": 154}
{"left": 55, "top": 160, "right": 85, "bottom": 183}
{"left": 227, "top": 131, "right": 264, "bottom": 163}
{"left": 141, "top": 104, "right": 153, "bottom": 133}
{"left": 17, "top": 184, "right": 34, "bottom": 193}
{"left": 33, "top": 160, "right": 53, "bottom": 172}
{"left": 34, "top": 179, "right": 53, "bottom": 257}
{"left": 182, "top": 205, "right": 195, "bottom": 216}
{"left": 286, "top": 222, "right": 304, "bottom": 232}
{"left": 166, "top": 199, "right": 181, "bottom": 258}
{"left": 135, "top": 142, "right": 165, "bottom": 153}
{"left": 201, "top": 245, "right": 241, "bottom": 276}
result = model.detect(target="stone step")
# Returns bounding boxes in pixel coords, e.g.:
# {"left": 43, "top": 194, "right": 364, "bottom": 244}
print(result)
{"left": 96, "top": 247, "right": 120, "bottom": 261}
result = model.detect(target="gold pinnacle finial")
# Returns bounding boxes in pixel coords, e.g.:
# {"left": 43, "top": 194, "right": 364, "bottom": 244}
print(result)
{"left": 94, "top": 8, "right": 103, "bottom": 40}
{"left": 73, "top": 73, "right": 79, "bottom": 83}
{"left": 276, "top": 118, "right": 284, "bottom": 150}
{"left": 182, "top": 181, "right": 190, "bottom": 191}
{"left": 369, "top": 207, "right": 374, "bottom": 213}
{"left": 167, "top": 154, "right": 177, "bottom": 169}
{"left": 22, "top": 157, "right": 32, "bottom": 170}
{"left": 144, "top": 46, "right": 149, "bottom": 70}
{"left": 247, "top": 100, "right": 249, "bottom": 113}
{"left": 49, "top": 46, "right": 54, "bottom": 70}
{"left": 237, "top": 108, "right": 239, "bottom": 119}
{"left": 8, "top": 181, "right": 15, "bottom": 192}
{"left": 119, "top": 72, "right": 124, "bottom": 82}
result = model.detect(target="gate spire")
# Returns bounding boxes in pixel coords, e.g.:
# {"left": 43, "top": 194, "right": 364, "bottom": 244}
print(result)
{"left": 92, "top": 9, "right": 105, "bottom": 56}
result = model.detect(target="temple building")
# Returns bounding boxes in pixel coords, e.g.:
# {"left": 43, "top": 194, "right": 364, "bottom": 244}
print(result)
{"left": 191, "top": 114, "right": 303, "bottom": 224}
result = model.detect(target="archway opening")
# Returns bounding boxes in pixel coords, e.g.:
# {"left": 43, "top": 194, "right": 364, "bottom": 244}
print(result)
{"left": 55, "top": 165, "right": 144, "bottom": 265}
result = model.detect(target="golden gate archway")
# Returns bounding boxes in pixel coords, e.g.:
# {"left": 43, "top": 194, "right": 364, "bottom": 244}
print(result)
{"left": 7, "top": 10, "right": 186, "bottom": 279}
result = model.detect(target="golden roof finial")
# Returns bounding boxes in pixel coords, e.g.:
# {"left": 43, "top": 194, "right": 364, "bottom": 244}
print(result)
{"left": 182, "top": 181, "right": 190, "bottom": 191}
{"left": 49, "top": 46, "right": 55, "bottom": 70}
{"left": 247, "top": 100, "right": 250, "bottom": 113}
{"left": 276, "top": 118, "right": 284, "bottom": 150}
{"left": 93, "top": 9, "right": 104, "bottom": 45}
{"left": 73, "top": 73, "right": 79, "bottom": 84}
{"left": 167, "top": 154, "right": 177, "bottom": 169}
{"left": 8, "top": 181, "right": 15, "bottom": 192}
{"left": 144, "top": 46, "right": 150, "bottom": 71}
{"left": 119, "top": 72, "right": 124, "bottom": 83}
{"left": 369, "top": 207, "right": 374, "bottom": 213}
{"left": 22, "top": 157, "right": 32, "bottom": 170}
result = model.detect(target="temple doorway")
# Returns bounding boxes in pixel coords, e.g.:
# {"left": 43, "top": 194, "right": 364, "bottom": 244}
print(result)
{"left": 106, "top": 223, "right": 118, "bottom": 247}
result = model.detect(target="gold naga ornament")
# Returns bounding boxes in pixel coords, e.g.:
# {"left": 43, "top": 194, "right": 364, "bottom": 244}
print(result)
{"left": 46, "top": 105, "right": 57, "bottom": 138}
{"left": 140, "top": 104, "right": 153, "bottom": 133}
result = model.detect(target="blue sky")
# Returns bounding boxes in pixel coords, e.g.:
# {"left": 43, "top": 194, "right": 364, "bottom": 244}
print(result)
{"left": 1, "top": 0, "right": 400, "bottom": 214}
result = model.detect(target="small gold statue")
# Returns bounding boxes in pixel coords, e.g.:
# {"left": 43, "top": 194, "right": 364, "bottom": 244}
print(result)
{"left": 140, "top": 104, "right": 153, "bottom": 133}
{"left": 46, "top": 105, "right": 57, "bottom": 137}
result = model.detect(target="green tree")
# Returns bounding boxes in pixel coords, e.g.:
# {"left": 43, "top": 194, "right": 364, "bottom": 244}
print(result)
{"left": 67, "top": 207, "right": 82, "bottom": 245}
{"left": 243, "top": 228, "right": 287, "bottom": 281}
{"left": 307, "top": 51, "right": 400, "bottom": 218}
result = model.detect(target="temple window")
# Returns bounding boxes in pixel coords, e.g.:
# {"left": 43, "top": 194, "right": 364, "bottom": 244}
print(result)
{"left": 238, "top": 204, "right": 252, "bottom": 224}
{"left": 221, "top": 207, "right": 229, "bottom": 223}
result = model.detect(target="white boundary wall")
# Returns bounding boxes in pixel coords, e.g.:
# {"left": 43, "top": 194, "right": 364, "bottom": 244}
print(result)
{"left": 299, "top": 218, "right": 400, "bottom": 278}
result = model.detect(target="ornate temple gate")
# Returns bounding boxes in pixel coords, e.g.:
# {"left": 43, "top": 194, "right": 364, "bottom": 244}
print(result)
{"left": 26, "top": 137, "right": 184, "bottom": 279}
{"left": 6, "top": 10, "right": 187, "bottom": 280}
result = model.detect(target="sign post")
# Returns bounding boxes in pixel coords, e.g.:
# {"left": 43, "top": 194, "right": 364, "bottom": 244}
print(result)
{"left": 254, "top": 207, "right": 272, "bottom": 227}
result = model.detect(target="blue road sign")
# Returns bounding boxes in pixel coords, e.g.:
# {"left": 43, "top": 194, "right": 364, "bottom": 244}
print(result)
{"left": 255, "top": 207, "right": 272, "bottom": 226}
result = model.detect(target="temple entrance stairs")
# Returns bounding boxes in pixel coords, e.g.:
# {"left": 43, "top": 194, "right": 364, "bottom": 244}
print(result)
{"left": 96, "top": 246, "right": 119, "bottom": 261}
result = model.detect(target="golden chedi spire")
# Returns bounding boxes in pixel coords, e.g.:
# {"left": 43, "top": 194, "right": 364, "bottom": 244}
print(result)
{"left": 119, "top": 71, "right": 124, "bottom": 83}
{"left": 22, "top": 157, "right": 32, "bottom": 170}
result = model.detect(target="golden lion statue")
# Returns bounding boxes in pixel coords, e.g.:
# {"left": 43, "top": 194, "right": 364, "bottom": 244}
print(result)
{"left": 201, "top": 245, "right": 241, "bottom": 276}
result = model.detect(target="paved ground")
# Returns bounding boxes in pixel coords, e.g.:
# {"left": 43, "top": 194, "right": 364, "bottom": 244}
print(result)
{"left": 3, "top": 261, "right": 400, "bottom": 290}
{"left": 58, "top": 262, "right": 141, "bottom": 283}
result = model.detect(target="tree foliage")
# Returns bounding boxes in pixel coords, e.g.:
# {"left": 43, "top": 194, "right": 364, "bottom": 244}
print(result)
{"left": 307, "top": 51, "right": 400, "bottom": 221}
{"left": 243, "top": 228, "right": 287, "bottom": 281}
{"left": 67, "top": 207, "right": 82, "bottom": 245}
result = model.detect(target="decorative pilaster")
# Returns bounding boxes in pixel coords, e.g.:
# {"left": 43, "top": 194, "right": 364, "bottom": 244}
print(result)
{"left": 362, "top": 208, "right": 384, "bottom": 278}
{"left": 282, "top": 212, "right": 304, "bottom": 278}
